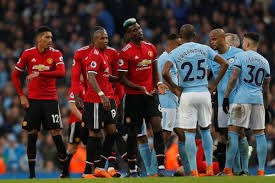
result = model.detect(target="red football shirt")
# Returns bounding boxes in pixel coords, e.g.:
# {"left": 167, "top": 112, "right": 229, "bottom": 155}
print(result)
{"left": 68, "top": 83, "right": 85, "bottom": 124}
{"left": 84, "top": 47, "right": 114, "bottom": 103}
{"left": 15, "top": 47, "right": 64, "bottom": 100}
{"left": 71, "top": 45, "right": 92, "bottom": 95}
{"left": 118, "top": 41, "right": 157, "bottom": 94}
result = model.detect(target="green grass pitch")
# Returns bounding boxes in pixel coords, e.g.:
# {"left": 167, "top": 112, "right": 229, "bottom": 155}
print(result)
{"left": 1, "top": 177, "right": 275, "bottom": 183}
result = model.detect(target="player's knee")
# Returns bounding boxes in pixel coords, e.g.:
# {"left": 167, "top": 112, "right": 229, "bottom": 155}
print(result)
{"left": 252, "top": 129, "right": 264, "bottom": 135}
{"left": 50, "top": 129, "right": 60, "bottom": 136}
{"left": 104, "top": 124, "right": 117, "bottom": 135}
{"left": 28, "top": 130, "right": 38, "bottom": 135}
{"left": 137, "top": 135, "right": 148, "bottom": 144}
{"left": 89, "top": 130, "right": 101, "bottom": 137}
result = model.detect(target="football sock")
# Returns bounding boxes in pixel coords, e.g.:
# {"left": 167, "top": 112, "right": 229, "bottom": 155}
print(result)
{"left": 233, "top": 149, "right": 241, "bottom": 173}
{"left": 52, "top": 135, "right": 68, "bottom": 173}
{"left": 27, "top": 134, "right": 38, "bottom": 178}
{"left": 84, "top": 136, "right": 97, "bottom": 174}
{"left": 215, "top": 142, "right": 226, "bottom": 171}
{"left": 127, "top": 135, "right": 138, "bottom": 171}
{"left": 94, "top": 137, "right": 103, "bottom": 169}
{"left": 225, "top": 131, "right": 239, "bottom": 169}
{"left": 149, "top": 149, "right": 158, "bottom": 175}
{"left": 139, "top": 143, "right": 152, "bottom": 174}
{"left": 239, "top": 137, "right": 249, "bottom": 173}
{"left": 185, "top": 132, "right": 197, "bottom": 171}
{"left": 99, "top": 134, "right": 115, "bottom": 168}
{"left": 254, "top": 133, "right": 267, "bottom": 171}
{"left": 200, "top": 129, "right": 213, "bottom": 166}
{"left": 153, "top": 131, "right": 165, "bottom": 168}
{"left": 178, "top": 140, "right": 191, "bottom": 175}
{"left": 67, "top": 153, "right": 74, "bottom": 168}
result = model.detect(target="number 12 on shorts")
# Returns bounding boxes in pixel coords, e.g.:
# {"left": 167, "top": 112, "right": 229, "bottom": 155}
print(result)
{"left": 51, "top": 114, "right": 60, "bottom": 123}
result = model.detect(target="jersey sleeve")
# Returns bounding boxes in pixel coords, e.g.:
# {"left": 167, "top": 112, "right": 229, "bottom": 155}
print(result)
{"left": 87, "top": 53, "right": 102, "bottom": 74}
{"left": 167, "top": 52, "right": 177, "bottom": 65}
{"left": 151, "top": 44, "right": 158, "bottom": 61}
{"left": 54, "top": 51, "right": 65, "bottom": 66}
{"left": 233, "top": 55, "right": 242, "bottom": 70}
{"left": 265, "top": 62, "right": 271, "bottom": 78}
{"left": 205, "top": 46, "right": 217, "bottom": 61}
{"left": 71, "top": 51, "right": 82, "bottom": 95}
{"left": 118, "top": 51, "right": 129, "bottom": 72}
{"left": 68, "top": 88, "right": 75, "bottom": 103}
{"left": 15, "top": 51, "right": 28, "bottom": 72}
{"left": 111, "top": 50, "right": 119, "bottom": 76}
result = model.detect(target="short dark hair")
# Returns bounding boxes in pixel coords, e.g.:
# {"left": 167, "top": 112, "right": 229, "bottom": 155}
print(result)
{"left": 90, "top": 26, "right": 105, "bottom": 39}
{"left": 179, "top": 24, "right": 195, "bottom": 41}
{"left": 244, "top": 32, "right": 260, "bottom": 43}
{"left": 167, "top": 33, "right": 180, "bottom": 41}
{"left": 36, "top": 26, "right": 52, "bottom": 36}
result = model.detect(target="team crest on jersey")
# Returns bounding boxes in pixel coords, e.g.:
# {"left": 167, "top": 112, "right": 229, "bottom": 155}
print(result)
{"left": 32, "top": 64, "right": 50, "bottom": 71}
{"left": 137, "top": 59, "right": 152, "bottom": 66}
{"left": 91, "top": 61, "right": 97, "bottom": 68}
{"left": 148, "top": 51, "right": 153, "bottom": 57}
{"left": 228, "top": 58, "right": 235, "bottom": 63}
{"left": 118, "top": 59, "right": 124, "bottom": 66}
{"left": 47, "top": 58, "right": 53, "bottom": 64}
{"left": 22, "top": 121, "right": 27, "bottom": 127}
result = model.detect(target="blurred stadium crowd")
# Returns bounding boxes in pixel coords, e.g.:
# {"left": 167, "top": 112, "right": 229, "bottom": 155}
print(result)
{"left": 0, "top": 0, "right": 275, "bottom": 174}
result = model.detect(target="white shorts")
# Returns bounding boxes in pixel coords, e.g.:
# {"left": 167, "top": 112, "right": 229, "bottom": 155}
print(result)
{"left": 218, "top": 104, "right": 233, "bottom": 128}
{"left": 161, "top": 108, "right": 177, "bottom": 132}
{"left": 228, "top": 104, "right": 265, "bottom": 130}
{"left": 137, "top": 119, "right": 147, "bottom": 137}
{"left": 175, "top": 92, "right": 212, "bottom": 129}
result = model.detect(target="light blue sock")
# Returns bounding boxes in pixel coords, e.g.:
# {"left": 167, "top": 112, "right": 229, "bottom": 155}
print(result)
{"left": 178, "top": 140, "right": 191, "bottom": 175}
{"left": 233, "top": 149, "right": 241, "bottom": 174}
{"left": 200, "top": 129, "right": 213, "bottom": 166}
{"left": 225, "top": 131, "right": 239, "bottom": 169}
{"left": 149, "top": 149, "right": 158, "bottom": 176}
{"left": 254, "top": 133, "right": 267, "bottom": 171}
{"left": 185, "top": 132, "right": 197, "bottom": 171}
{"left": 139, "top": 143, "right": 152, "bottom": 174}
{"left": 239, "top": 137, "right": 249, "bottom": 173}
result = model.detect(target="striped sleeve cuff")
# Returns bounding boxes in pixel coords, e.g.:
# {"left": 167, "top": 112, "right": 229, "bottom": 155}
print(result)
{"left": 88, "top": 70, "right": 97, "bottom": 74}
{"left": 15, "top": 66, "right": 24, "bottom": 71}
{"left": 234, "top": 65, "right": 241, "bottom": 69}
{"left": 118, "top": 69, "right": 128, "bottom": 72}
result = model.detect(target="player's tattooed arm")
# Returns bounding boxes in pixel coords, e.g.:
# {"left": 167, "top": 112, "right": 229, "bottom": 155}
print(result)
{"left": 224, "top": 67, "right": 240, "bottom": 98}
{"left": 263, "top": 77, "right": 271, "bottom": 109}
{"left": 88, "top": 72, "right": 111, "bottom": 110}
{"left": 162, "top": 61, "right": 182, "bottom": 98}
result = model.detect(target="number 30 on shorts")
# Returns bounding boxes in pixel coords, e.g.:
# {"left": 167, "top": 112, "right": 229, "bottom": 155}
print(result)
{"left": 51, "top": 114, "right": 60, "bottom": 123}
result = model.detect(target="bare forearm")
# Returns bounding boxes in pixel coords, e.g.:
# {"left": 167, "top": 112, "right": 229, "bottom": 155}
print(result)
{"left": 225, "top": 76, "right": 237, "bottom": 98}
{"left": 212, "top": 64, "right": 228, "bottom": 89}
{"left": 152, "top": 61, "right": 160, "bottom": 86}
{"left": 88, "top": 74, "right": 102, "bottom": 93}
{"left": 119, "top": 72, "right": 143, "bottom": 91}
{"left": 69, "top": 103, "right": 82, "bottom": 121}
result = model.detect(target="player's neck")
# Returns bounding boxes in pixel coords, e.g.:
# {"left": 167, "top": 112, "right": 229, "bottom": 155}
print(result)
{"left": 218, "top": 44, "right": 229, "bottom": 54}
{"left": 131, "top": 40, "right": 142, "bottom": 46}
{"left": 246, "top": 47, "right": 257, "bottom": 52}
{"left": 37, "top": 45, "right": 48, "bottom": 53}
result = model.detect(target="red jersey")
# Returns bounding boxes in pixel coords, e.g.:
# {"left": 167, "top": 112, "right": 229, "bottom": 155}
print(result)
{"left": 71, "top": 45, "right": 123, "bottom": 104}
{"left": 14, "top": 47, "right": 64, "bottom": 100}
{"left": 118, "top": 41, "right": 157, "bottom": 94}
{"left": 84, "top": 47, "right": 114, "bottom": 103}
{"left": 68, "top": 83, "right": 85, "bottom": 125}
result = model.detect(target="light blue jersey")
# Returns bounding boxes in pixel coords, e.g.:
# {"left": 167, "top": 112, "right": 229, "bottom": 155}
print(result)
{"left": 233, "top": 50, "right": 270, "bottom": 104}
{"left": 158, "top": 51, "right": 178, "bottom": 108}
{"left": 208, "top": 46, "right": 243, "bottom": 107}
{"left": 168, "top": 42, "right": 217, "bottom": 93}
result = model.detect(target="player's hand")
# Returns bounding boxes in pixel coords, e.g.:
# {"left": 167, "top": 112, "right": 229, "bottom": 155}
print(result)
{"left": 265, "top": 108, "right": 270, "bottom": 123}
{"left": 140, "top": 86, "right": 153, "bottom": 96}
{"left": 75, "top": 94, "right": 84, "bottom": 109}
{"left": 208, "top": 83, "right": 216, "bottom": 94}
{"left": 20, "top": 95, "right": 29, "bottom": 108}
{"left": 223, "top": 98, "right": 229, "bottom": 114}
{"left": 27, "top": 72, "right": 39, "bottom": 82}
{"left": 158, "top": 83, "right": 168, "bottom": 95}
{"left": 100, "top": 95, "right": 111, "bottom": 111}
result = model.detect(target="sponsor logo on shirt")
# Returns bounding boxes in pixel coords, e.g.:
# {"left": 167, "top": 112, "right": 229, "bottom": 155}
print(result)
{"left": 148, "top": 51, "right": 153, "bottom": 57}
{"left": 32, "top": 64, "right": 50, "bottom": 71}
{"left": 137, "top": 59, "right": 152, "bottom": 66}
{"left": 47, "top": 58, "right": 53, "bottom": 64}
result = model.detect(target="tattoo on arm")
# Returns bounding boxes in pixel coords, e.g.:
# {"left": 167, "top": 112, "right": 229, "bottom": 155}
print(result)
{"left": 225, "top": 67, "right": 240, "bottom": 98}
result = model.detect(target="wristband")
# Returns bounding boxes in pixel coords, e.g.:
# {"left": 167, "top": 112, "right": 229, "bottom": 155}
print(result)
{"left": 98, "top": 91, "right": 104, "bottom": 96}
{"left": 157, "top": 82, "right": 162, "bottom": 86}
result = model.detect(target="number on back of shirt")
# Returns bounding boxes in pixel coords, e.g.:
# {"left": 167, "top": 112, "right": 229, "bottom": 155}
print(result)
{"left": 51, "top": 114, "right": 60, "bottom": 123}
{"left": 181, "top": 59, "right": 206, "bottom": 81}
{"left": 243, "top": 65, "right": 265, "bottom": 86}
